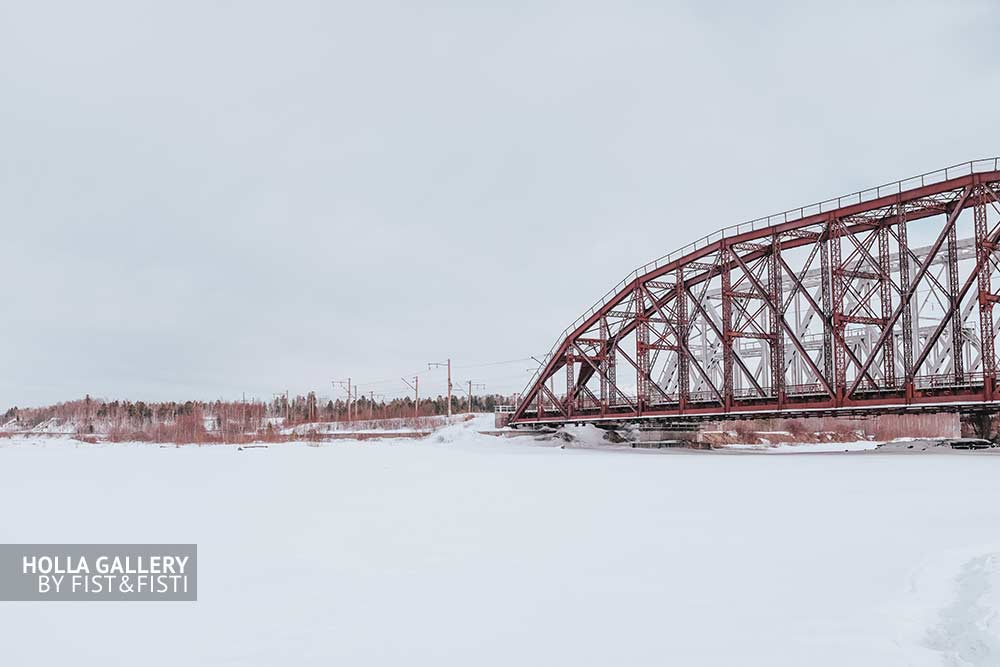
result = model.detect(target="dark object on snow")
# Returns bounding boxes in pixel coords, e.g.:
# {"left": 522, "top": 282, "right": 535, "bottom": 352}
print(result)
{"left": 941, "top": 438, "right": 997, "bottom": 450}
{"left": 602, "top": 430, "right": 628, "bottom": 444}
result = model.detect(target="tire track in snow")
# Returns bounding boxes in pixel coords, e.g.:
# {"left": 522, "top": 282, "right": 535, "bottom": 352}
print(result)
{"left": 924, "top": 553, "right": 1000, "bottom": 666}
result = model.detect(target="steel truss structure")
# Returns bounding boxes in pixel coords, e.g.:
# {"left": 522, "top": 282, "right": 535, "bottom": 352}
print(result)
{"left": 510, "top": 159, "right": 1000, "bottom": 427}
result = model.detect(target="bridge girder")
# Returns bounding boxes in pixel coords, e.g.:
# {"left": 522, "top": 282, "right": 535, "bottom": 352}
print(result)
{"left": 512, "top": 159, "right": 1000, "bottom": 427}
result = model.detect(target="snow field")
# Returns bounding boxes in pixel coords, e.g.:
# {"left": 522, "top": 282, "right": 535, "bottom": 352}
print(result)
{"left": 1, "top": 418, "right": 998, "bottom": 665}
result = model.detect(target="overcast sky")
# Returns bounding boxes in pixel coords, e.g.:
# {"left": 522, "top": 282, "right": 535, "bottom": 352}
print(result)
{"left": 2, "top": 0, "right": 998, "bottom": 408}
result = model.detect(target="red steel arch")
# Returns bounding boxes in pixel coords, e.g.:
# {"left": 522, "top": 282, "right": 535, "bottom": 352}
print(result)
{"left": 510, "top": 158, "right": 1000, "bottom": 427}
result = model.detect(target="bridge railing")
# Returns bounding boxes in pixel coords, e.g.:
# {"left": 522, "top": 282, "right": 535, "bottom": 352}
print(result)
{"left": 518, "top": 158, "right": 1000, "bottom": 412}
{"left": 913, "top": 372, "right": 983, "bottom": 390}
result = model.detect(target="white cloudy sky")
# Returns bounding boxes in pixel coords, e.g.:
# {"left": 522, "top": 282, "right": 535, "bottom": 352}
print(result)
{"left": 2, "top": 0, "right": 998, "bottom": 408}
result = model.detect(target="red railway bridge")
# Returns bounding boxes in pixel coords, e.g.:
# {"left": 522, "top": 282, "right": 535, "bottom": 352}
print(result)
{"left": 509, "top": 158, "right": 1000, "bottom": 428}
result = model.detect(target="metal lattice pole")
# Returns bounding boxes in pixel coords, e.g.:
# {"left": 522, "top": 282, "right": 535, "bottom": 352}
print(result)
{"left": 896, "top": 203, "right": 914, "bottom": 385}
{"left": 878, "top": 224, "right": 895, "bottom": 386}
{"left": 769, "top": 233, "right": 785, "bottom": 401}
{"left": 721, "top": 243, "right": 734, "bottom": 408}
{"left": 830, "top": 221, "right": 846, "bottom": 402}
{"left": 820, "top": 230, "right": 834, "bottom": 390}
{"left": 635, "top": 285, "right": 649, "bottom": 413}
{"left": 975, "top": 185, "right": 995, "bottom": 388}
{"left": 565, "top": 349, "right": 575, "bottom": 417}
{"left": 676, "top": 269, "right": 689, "bottom": 409}
{"left": 947, "top": 210, "right": 964, "bottom": 381}
{"left": 599, "top": 317, "right": 609, "bottom": 411}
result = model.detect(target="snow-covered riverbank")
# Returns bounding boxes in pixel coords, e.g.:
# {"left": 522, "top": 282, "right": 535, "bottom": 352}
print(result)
{"left": 1, "top": 417, "right": 998, "bottom": 665}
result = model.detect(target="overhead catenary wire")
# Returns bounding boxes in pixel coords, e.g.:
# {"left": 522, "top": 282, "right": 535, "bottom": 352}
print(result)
{"left": 347, "top": 356, "right": 542, "bottom": 395}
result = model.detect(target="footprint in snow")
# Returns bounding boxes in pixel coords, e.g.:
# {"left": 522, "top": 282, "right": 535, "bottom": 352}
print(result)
{"left": 925, "top": 553, "right": 1000, "bottom": 666}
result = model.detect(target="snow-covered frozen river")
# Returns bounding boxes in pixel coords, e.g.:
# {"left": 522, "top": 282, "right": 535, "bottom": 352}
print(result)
{"left": 1, "top": 421, "right": 998, "bottom": 666}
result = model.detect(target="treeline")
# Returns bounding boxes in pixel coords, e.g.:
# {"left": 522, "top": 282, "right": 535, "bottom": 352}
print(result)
{"left": 2, "top": 392, "right": 517, "bottom": 443}
{"left": 273, "top": 392, "right": 509, "bottom": 423}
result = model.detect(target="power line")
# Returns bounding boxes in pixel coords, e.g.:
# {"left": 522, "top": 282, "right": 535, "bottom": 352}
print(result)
{"left": 451, "top": 357, "right": 536, "bottom": 370}
{"left": 329, "top": 355, "right": 544, "bottom": 405}
{"left": 354, "top": 356, "right": 541, "bottom": 388}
